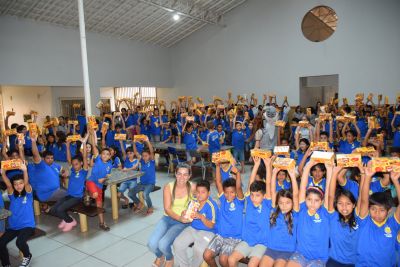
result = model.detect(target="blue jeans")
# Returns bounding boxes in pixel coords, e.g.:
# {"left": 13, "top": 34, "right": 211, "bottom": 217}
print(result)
{"left": 148, "top": 216, "right": 188, "bottom": 260}
{"left": 233, "top": 149, "right": 245, "bottom": 162}
{"left": 118, "top": 179, "right": 137, "bottom": 193}
{"left": 129, "top": 183, "right": 154, "bottom": 208}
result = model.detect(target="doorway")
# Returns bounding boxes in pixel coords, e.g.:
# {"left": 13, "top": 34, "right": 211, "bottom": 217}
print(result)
{"left": 299, "top": 74, "right": 338, "bottom": 108}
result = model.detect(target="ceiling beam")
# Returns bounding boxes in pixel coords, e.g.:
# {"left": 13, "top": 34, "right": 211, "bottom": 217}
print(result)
{"left": 136, "top": 0, "right": 225, "bottom": 27}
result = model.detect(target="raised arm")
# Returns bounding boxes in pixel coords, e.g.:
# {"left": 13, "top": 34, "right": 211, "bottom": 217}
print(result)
{"left": 82, "top": 137, "right": 88, "bottom": 170}
{"left": 2, "top": 137, "right": 9, "bottom": 160}
{"left": 145, "top": 136, "right": 154, "bottom": 160}
{"left": 359, "top": 167, "right": 375, "bottom": 218}
{"left": 352, "top": 120, "right": 361, "bottom": 140}
{"left": 215, "top": 163, "right": 223, "bottom": 195}
{"left": 271, "top": 167, "right": 279, "bottom": 207}
{"left": 31, "top": 133, "right": 41, "bottom": 163}
{"left": 323, "top": 163, "right": 333, "bottom": 208}
{"left": 299, "top": 160, "right": 314, "bottom": 203}
{"left": 66, "top": 139, "right": 72, "bottom": 165}
{"left": 328, "top": 119, "right": 334, "bottom": 143}
{"left": 288, "top": 167, "right": 299, "bottom": 211}
{"left": 328, "top": 166, "right": 342, "bottom": 212}
{"left": 120, "top": 140, "right": 127, "bottom": 161}
{"left": 390, "top": 172, "right": 400, "bottom": 221}
{"left": 263, "top": 157, "right": 273, "bottom": 199}
{"left": 342, "top": 121, "right": 349, "bottom": 139}
{"left": 247, "top": 156, "right": 261, "bottom": 193}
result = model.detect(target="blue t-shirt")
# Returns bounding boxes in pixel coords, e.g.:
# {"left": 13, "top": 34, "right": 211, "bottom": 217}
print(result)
{"left": 242, "top": 196, "right": 271, "bottom": 247}
{"left": 296, "top": 202, "right": 331, "bottom": 261}
{"left": 28, "top": 161, "right": 61, "bottom": 201}
{"left": 6, "top": 169, "right": 23, "bottom": 180}
{"left": 135, "top": 141, "right": 145, "bottom": 154}
{"left": 267, "top": 199, "right": 298, "bottom": 252}
{"left": 67, "top": 168, "right": 88, "bottom": 198}
{"left": 183, "top": 132, "right": 198, "bottom": 150}
{"left": 9, "top": 135, "right": 17, "bottom": 151}
{"left": 111, "top": 156, "right": 121, "bottom": 169}
{"left": 307, "top": 176, "right": 326, "bottom": 192}
{"left": 394, "top": 130, "right": 400, "bottom": 148}
{"left": 77, "top": 115, "right": 86, "bottom": 135}
{"left": 356, "top": 214, "right": 400, "bottom": 267}
{"left": 290, "top": 149, "right": 308, "bottom": 166}
{"left": 276, "top": 179, "right": 291, "bottom": 192}
{"left": 329, "top": 211, "right": 360, "bottom": 264}
{"left": 232, "top": 129, "right": 245, "bottom": 150}
{"left": 150, "top": 116, "right": 162, "bottom": 135}
{"left": 105, "top": 130, "right": 114, "bottom": 148}
{"left": 88, "top": 156, "right": 112, "bottom": 188}
{"left": 125, "top": 114, "right": 135, "bottom": 127}
{"left": 338, "top": 140, "right": 361, "bottom": 154}
{"left": 8, "top": 191, "right": 35, "bottom": 230}
{"left": 191, "top": 198, "right": 218, "bottom": 233}
{"left": 24, "top": 132, "right": 32, "bottom": 150}
{"left": 124, "top": 158, "right": 138, "bottom": 169}
{"left": 220, "top": 165, "right": 233, "bottom": 182}
{"left": 53, "top": 143, "right": 68, "bottom": 162}
{"left": 200, "top": 130, "right": 209, "bottom": 142}
{"left": 207, "top": 131, "right": 221, "bottom": 154}
{"left": 140, "top": 159, "right": 156, "bottom": 185}
{"left": 217, "top": 194, "right": 244, "bottom": 239}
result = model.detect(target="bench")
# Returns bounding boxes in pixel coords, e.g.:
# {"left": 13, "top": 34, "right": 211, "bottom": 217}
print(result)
{"left": 33, "top": 200, "right": 105, "bottom": 233}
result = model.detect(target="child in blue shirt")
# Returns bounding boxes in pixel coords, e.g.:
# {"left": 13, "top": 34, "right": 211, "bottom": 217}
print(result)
{"left": 182, "top": 122, "right": 202, "bottom": 164}
{"left": 228, "top": 156, "right": 272, "bottom": 267}
{"left": 129, "top": 137, "right": 156, "bottom": 215}
{"left": 232, "top": 122, "right": 246, "bottom": 173}
{"left": 109, "top": 146, "right": 122, "bottom": 169}
{"left": 355, "top": 168, "right": 400, "bottom": 267}
{"left": 173, "top": 180, "right": 218, "bottom": 267}
{"left": 118, "top": 145, "right": 139, "bottom": 209}
{"left": 287, "top": 159, "right": 333, "bottom": 266}
{"left": 49, "top": 137, "right": 89, "bottom": 232}
{"left": 274, "top": 169, "right": 292, "bottom": 192}
{"left": 206, "top": 121, "right": 221, "bottom": 154}
{"left": 87, "top": 128, "right": 112, "bottom": 231}
{"left": 260, "top": 165, "right": 299, "bottom": 266}
{"left": 204, "top": 163, "right": 244, "bottom": 267}
{"left": 326, "top": 166, "right": 361, "bottom": 266}
{"left": 150, "top": 110, "right": 162, "bottom": 142}
{"left": 216, "top": 124, "right": 226, "bottom": 145}
{"left": 0, "top": 162, "right": 35, "bottom": 267}
{"left": 338, "top": 126, "right": 361, "bottom": 154}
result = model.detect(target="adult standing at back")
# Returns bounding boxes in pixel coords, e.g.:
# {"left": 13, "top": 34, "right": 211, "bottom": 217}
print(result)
{"left": 147, "top": 163, "right": 196, "bottom": 267}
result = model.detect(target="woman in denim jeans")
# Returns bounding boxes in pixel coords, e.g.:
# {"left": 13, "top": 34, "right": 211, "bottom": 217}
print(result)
{"left": 147, "top": 163, "right": 196, "bottom": 267}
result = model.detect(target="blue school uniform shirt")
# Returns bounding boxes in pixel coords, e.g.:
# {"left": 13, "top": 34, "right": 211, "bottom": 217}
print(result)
{"left": 307, "top": 176, "right": 326, "bottom": 191}
{"left": 140, "top": 124, "right": 151, "bottom": 139}
{"left": 191, "top": 198, "right": 218, "bottom": 233}
{"left": 88, "top": 156, "right": 112, "bottom": 188}
{"left": 28, "top": 161, "right": 61, "bottom": 201}
{"left": 242, "top": 196, "right": 271, "bottom": 247}
{"left": 276, "top": 179, "right": 291, "bottom": 192}
{"left": 207, "top": 131, "right": 221, "bottom": 154}
{"left": 266, "top": 199, "right": 298, "bottom": 252}
{"left": 220, "top": 165, "right": 233, "bottom": 182}
{"left": 162, "top": 129, "right": 172, "bottom": 142}
{"left": 135, "top": 141, "right": 145, "bottom": 154}
{"left": 105, "top": 130, "right": 114, "bottom": 148}
{"left": 296, "top": 202, "right": 331, "bottom": 261}
{"left": 53, "top": 143, "right": 68, "bottom": 162}
{"left": 217, "top": 194, "right": 244, "bottom": 239}
{"left": 124, "top": 158, "right": 138, "bottom": 169}
{"left": 394, "top": 130, "right": 400, "bottom": 148}
{"left": 125, "top": 114, "right": 135, "bottom": 127}
{"left": 217, "top": 131, "right": 225, "bottom": 145}
{"left": 0, "top": 193, "right": 3, "bottom": 208}
{"left": 183, "top": 132, "right": 198, "bottom": 150}
{"left": 150, "top": 116, "right": 162, "bottom": 135}
{"left": 24, "top": 132, "right": 32, "bottom": 150}
{"left": 356, "top": 214, "right": 400, "bottom": 267}
{"left": 77, "top": 115, "right": 86, "bottom": 135}
{"left": 67, "top": 168, "right": 88, "bottom": 198}
{"left": 341, "top": 177, "right": 388, "bottom": 201}
{"left": 6, "top": 169, "right": 23, "bottom": 180}
{"left": 290, "top": 149, "right": 307, "bottom": 166}
{"left": 200, "top": 130, "right": 209, "bottom": 142}
{"left": 232, "top": 129, "right": 245, "bottom": 150}
{"left": 329, "top": 211, "right": 360, "bottom": 265}
{"left": 140, "top": 159, "right": 156, "bottom": 185}
{"left": 8, "top": 191, "right": 35, "bottom": 230}
{"left": 357, "top": 119, "right": 368, "bottom": 138}
{"left": 338, "top": 140, "right": 361, "bottom": 154}
{"left": 111, "top": 156, "right": 121, "bottom": 169}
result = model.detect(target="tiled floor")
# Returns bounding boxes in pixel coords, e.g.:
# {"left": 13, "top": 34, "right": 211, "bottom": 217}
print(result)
{"left": 5, "top": 166, "right": 250, "bottom": 267}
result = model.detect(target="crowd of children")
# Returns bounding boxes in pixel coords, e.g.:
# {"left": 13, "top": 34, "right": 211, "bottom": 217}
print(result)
{"left": 0, "top": 92, "right": 399, "bottom": 267}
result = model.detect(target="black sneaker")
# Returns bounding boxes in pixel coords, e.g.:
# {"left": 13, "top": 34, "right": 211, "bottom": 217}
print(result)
{"left": 99, "top": 223, "right": 110, "bottom": 231}
{"left": 19, "top": 254, "right": 32, "bottom": 267}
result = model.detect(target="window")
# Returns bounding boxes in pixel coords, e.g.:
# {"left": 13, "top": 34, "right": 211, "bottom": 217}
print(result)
{"left": 114, "top": 87, "right": 157, "bottom": 105}
{"left": 61, "top": 99, "right": 85, "bottom": 119}
{"left": 301, "top": 6, "right": 338, "bottom": 42}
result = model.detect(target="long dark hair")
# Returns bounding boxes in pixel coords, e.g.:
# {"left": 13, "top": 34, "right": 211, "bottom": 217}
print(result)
{"left": 172, "top": 163, "right": 192, "bottom": 206}
{"left": 334, "top": 189, "right": 357, "bottom": 230}
{"left": 270, "top": 190, "right": 294, "bottom": 235}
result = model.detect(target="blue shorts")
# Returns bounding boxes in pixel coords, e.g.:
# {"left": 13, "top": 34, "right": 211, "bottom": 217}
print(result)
{"left": 289, "top": 252, "right": 326, "bottom": 267}
{"left": 118, "top": 179, "right": 138, "bottom": 193}
{"left": 264, "top": 248, "right": 293, "bottom": 261}
{"left": 233, "top": 149, "right": 245, "bottom": 162}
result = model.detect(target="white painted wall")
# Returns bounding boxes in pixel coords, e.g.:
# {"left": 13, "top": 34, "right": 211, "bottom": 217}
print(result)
{"left": 0, "top": 16, "right": 173, "bottom": 113}
{"left": 171, "top": 0, "right": 400, "bottom": 105}
{"left": 0, "top": 85, "right": 52, "bottom": 126}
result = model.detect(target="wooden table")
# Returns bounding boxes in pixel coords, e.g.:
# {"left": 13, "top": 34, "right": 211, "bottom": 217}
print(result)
{"left": 105, "top": 169, "right": 144, "bottom": 220}
{"left": 0, "top": 208, "right": 11, "bottom": 220}
{"left": 151, "top": 142, "right": 233, "bottom": 153}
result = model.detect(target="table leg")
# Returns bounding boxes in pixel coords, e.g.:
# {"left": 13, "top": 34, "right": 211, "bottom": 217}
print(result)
{"left": 34, "top": 200, "right": 41, "bottom": 216}
{"left": 110, "top": 184, "right": 119, "bottom": 220}
{"left": 79, "top": 213, "right": 88, "bottom": 233}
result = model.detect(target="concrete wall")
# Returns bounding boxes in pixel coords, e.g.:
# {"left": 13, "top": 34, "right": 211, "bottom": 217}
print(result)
{"left": 171, "top": 0, "right": 400, "bottom": 105}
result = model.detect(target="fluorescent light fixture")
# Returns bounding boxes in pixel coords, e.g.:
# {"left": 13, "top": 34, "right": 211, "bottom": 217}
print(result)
{"left": 173, "top": 14, "right": 180, "bottom": 21}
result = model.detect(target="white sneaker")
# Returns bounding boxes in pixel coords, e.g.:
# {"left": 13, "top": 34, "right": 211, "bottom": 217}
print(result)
{"left": 19, "top": 254, "right": 32, "bottom": 267}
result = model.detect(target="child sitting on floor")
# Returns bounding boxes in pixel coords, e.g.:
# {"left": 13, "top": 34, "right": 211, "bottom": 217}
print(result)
{"left": 118, "top": 144, "right": 140, "bottom": 209}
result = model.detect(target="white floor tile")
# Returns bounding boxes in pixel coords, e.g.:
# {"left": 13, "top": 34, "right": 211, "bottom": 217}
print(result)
{"left": 68, "top": 231, "right": 122, "bottom": 255}
{"left": 70, "top": 256, "right": 115, "bottom": 267}
{"left": 31, "top": 246, "right": 88, "bottom": 267}
{"left": 92, "top": 239, "right": 148, "bottom": 267}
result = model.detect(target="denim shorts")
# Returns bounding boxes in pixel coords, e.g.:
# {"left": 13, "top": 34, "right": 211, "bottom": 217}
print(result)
{"left": 264, "top": 247, "right": 293, "bottom": 261}
{"left": 207, "top": 234, "right": 241, "bottom": 256}
{"left": 118, "top": 179, "right": 138, "bottom": 193}
{"left": 186, "top": 150, "right": 198, "bottom": 161}
{"left": 289, "top": 252, "right": 326, "bottom": 267}
{"left": 233, "top": 149, "right": 245, "bottom": 162}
